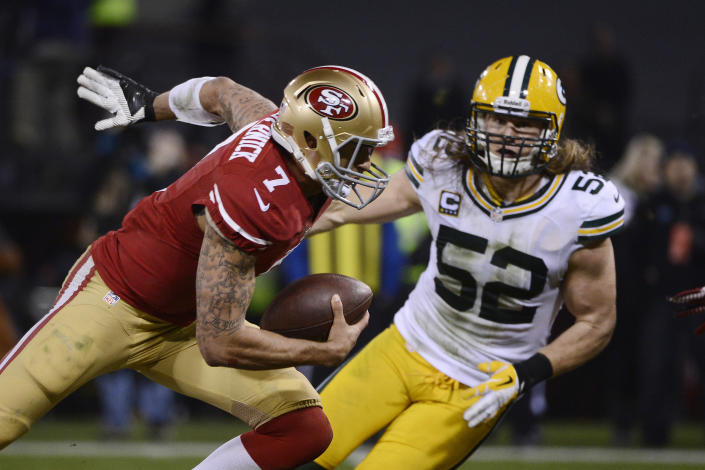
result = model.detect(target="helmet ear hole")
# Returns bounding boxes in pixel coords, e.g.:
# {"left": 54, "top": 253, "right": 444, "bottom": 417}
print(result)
{"left": 304, "top": 131, "right": 317, "bottom": 149}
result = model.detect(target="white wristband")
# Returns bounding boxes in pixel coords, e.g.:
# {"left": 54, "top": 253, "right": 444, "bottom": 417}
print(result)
{"left": 168, "top": 77, "right": 225, "bottom": 127}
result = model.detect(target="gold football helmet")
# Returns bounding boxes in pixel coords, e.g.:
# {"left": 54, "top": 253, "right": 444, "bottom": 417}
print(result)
{"left": 271, "top": 65, "right": 394, "bottom": 209}
{"left": 466, "top": 55, "right": 566, "bottom": 177}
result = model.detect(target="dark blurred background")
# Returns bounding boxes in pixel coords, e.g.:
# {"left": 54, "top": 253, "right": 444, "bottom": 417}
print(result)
{"left": 1, "top": 0, "right": 705, "bottom": 447}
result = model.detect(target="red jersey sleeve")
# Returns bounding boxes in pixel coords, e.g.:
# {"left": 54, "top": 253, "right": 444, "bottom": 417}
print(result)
{"left": 201, "top": 151, "right": 315, "bottom": 255}
{"left": 204, "top": 177, "right": 273, "bottom": 253}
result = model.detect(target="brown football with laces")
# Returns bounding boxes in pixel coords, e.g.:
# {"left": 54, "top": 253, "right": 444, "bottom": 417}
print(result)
{"left": 260, "top": 273, "right": 373, "bottom": 342}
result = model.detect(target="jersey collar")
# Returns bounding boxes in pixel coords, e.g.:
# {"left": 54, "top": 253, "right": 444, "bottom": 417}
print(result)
{"left": 463, "top": 168, "right": 566, "bottom": 220}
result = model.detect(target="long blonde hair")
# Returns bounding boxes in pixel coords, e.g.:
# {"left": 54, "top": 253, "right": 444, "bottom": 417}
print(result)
{"left": 545, "top": 138, "right": 596, "bottom": 175}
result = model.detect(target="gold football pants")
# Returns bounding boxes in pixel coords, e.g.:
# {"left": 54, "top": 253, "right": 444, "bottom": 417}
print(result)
{"left": 314, "top": 325, "right": 506, "bottom": 470}
{"left": 0, "top": 251, "right": 319, "bottom": 448}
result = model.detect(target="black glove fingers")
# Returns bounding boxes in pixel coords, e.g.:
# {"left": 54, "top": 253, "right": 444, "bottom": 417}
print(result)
{"left": 95, "top": 65, "right": 157, "bottom": 121}
{"left": 96, "top": 65, "right": 126, "bottom": 81}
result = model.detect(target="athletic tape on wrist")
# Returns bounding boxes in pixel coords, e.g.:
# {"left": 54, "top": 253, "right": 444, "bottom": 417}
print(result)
{"left": 168, "top": 77, "right": 225, "bottom": 127}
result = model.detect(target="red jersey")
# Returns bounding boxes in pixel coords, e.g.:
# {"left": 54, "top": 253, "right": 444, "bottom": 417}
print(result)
{"left": 91, "top": 113, "right": 329, "bottom": 325}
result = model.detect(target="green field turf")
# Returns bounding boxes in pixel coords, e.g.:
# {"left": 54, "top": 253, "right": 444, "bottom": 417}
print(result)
{"left": 1, "top": 456, "right": 703, "bottom": 470}
{"left": 1, "top": 418, "right": 703, "bottom": 469}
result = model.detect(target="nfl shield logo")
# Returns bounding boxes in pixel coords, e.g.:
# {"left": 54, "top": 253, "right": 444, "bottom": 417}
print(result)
{"left": 103, "top": 291, "right": 120, "bottom": 306}
{"left": 491, "top": 207, "right": 504, "bottom": 222}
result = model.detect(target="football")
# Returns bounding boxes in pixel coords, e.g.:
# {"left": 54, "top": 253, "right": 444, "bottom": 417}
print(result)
{"left": 260, "top": 273, "right": 373, "bottom": 342}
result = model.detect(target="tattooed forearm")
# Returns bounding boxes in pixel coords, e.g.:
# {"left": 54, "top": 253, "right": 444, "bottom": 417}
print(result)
{"left": 195, "top": 224, "right": 256, "bottom": 343}
{"left": 218, "top": 85, "right": 277, "bottom": 132}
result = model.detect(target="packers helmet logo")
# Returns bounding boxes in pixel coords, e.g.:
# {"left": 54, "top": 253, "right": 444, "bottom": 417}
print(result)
{"left": 306, "top": 86, "right": 357, "bottom": 120}
{"left": 556, "top": 78, "right": 566, "bottom": 105}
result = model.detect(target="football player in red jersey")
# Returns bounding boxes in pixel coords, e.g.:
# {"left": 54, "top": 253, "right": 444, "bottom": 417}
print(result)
{"left": 0, "top": 65, "right": 394, "bottom": 469}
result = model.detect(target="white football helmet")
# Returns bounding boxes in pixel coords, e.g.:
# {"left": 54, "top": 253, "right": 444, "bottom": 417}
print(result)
{"left": 271, "top": 65, "right": 394, "bottom": 209}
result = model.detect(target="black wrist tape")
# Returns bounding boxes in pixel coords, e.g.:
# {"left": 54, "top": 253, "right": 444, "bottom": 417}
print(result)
{"left": 513, "top": 352, "right": 553, "bottom": 391}
{"left": 143, "top": 91, "right": 158, "bottom": 122}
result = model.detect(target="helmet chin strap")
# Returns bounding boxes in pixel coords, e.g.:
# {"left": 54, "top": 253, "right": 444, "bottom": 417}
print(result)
{"left": 321, "top": 117, "right": 339, "bottom": 162}
{"left": 272, "top": 125, "right": 353, "bottom": 204}
{"left": 271, "top": 124, "right": 317, "bottom": 180}
{"left": 319, "top": 117, "right": 356, "bottom": 194}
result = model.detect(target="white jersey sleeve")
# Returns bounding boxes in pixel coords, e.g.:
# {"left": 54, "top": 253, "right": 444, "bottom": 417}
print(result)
{"left": 570, "top": 171, "right": 625, "bottom": 245}
{"left": 405, "top": 130, "right": 463, "bottom": 198}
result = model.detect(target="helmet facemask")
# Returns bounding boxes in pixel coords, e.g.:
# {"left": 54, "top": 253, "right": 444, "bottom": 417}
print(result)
{"left": 466, "top": 55, "right": 566, "bottom": 178}
{"left": 466, "top": 104, "right": 558, "bottom": 178}
{"left": 315, "top": 117, "right": 391, "bottom": 209}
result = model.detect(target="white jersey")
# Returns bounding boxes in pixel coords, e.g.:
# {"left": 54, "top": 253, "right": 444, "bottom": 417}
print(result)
{"left": 395, "top": 130, "right": 624, "bottom": 386}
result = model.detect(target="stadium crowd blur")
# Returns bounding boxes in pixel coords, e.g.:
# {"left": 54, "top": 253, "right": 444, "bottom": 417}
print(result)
{"left": 2, "top": 1, "right": 705, "bottom": 448}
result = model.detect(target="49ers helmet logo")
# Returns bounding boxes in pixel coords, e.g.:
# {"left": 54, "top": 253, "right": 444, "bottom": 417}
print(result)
{"left": 306, "top": 86, "right": 357, "bottom": 120}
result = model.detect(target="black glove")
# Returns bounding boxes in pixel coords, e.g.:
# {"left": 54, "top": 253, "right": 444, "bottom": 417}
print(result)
{"left": 77, "top": 66, "right": 159, "bottom": 130}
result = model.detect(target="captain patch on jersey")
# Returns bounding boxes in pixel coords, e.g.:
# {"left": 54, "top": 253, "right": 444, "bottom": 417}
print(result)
{"left": 396, "top": 129, "right": 625, "bottom": 386}
{"left": 438, "top": 190, "right": 462, "bottom": 216}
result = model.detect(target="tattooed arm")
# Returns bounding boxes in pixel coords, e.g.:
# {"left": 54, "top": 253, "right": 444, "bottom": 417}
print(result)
{"left": 195, "top": 217, "right": 368, "bottom": 370}
{"left": 153, "top": 77, "right": 277, "bottom": 133}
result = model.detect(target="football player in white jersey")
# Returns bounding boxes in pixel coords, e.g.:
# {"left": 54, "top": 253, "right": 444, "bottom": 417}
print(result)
{"left": 299, "top": 55, "right": 624, "bottom": 470}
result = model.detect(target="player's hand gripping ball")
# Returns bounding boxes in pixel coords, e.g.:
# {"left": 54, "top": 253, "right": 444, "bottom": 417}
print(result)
{"left": 260, "top": 273, "right": 373, "bottom": 342}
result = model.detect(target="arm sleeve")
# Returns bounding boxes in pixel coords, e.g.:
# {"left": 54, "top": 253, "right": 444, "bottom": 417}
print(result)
{"left": 576, "top": 177, "right": 626, "bottom": 243}
{"left": 203, "top": 179, "right": 272, "bottom": 253}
